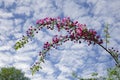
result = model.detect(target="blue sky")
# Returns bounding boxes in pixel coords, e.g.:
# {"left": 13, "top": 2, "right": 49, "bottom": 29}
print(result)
{"left": 0, "top": 0, "right": 120, "bottom": 80}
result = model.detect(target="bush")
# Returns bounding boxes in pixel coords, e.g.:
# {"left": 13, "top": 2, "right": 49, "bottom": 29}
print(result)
{"left": 0, "top": 67, "right": 30, "bottom": 80}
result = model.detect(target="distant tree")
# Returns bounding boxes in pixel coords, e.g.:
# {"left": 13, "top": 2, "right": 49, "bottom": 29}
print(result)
{"left": 0, "top": 67, "right": 30, "bottom": 80}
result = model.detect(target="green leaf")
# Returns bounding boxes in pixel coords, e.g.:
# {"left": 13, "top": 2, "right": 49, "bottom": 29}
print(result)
{"left": 39, "top": 66, "right": 42, "bottom": 69}
{"left": 106, "top": 35, "right": 110, "bottom": 38}
{"left": 72, "top": 72, "right": 78, "bottom": 78}
{"left": 40, "top": 57, "right": 44, "bottom": 63}
{"left": 91, "top": 72, "right": 98, "bottom": 76}
{"left": 31, "top": 34, "right": 34, "bottom": 37}
{"left": 14, "top": 42, "right": 21, "bottom": 50}
{"left": 31, "top": 65, "right": 42, "bottom": 75}
{"left": 104, "top": 29, "right": 108, "bottom": 33}
{"left": 106, "top": 40, "right": 109, "bottom": 43}
{"left": 32, "top": 69, "right": 36, "bottom": 76}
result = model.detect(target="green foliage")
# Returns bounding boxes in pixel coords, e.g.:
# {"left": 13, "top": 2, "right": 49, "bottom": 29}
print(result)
{"left": 104, "top": 23, "right": 110, "bottom": 48}
{"left": 14, "top": 36, "right": 29, "bottom": 50}
{"left": 107, "top": 66, "right": 120, "bottom": 80}
{"left": 0, "top": 67, "right": 30, "bottom": 80}
{"left": 72, "top": 72, "right": 78, "bottom": 78}
{"left": 72, "top": 72, "right": 99, "bottom": 80}
{"left": 31, "top": 65, "right": 42, "bottom": 76}
{"left": 91, "top": 72, "right": 98, "bottom": 77}
{"left": 72, "top": 66, "right": 120, "bottom": 80}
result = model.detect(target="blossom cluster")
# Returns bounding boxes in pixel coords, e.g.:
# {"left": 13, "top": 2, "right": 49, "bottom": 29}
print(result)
{"left": 108, "top": 47, "right": 120, "bottom": 65}
{"left": 27, "top": 17, "right": 103, "bottom": 44}
{"left": 14, "top": 17, "right": 104, "bottom": 74}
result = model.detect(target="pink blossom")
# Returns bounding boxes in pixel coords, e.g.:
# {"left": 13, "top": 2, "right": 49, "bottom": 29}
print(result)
{"left": 43, "top": 42, "right": 51, "bottom": 49}
{"left": 36, "top": 19, "right": 44, "bottom": 25}
{"left": 76, "top": 27, "right": 82, "bottom": 36}
{"left": 52, "top": 36, "right": 59, "bottom": 43}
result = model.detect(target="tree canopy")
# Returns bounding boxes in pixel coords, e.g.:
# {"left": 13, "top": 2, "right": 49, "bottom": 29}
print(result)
{"left": 0, "top": 67, "right": 30, "bottom": 80}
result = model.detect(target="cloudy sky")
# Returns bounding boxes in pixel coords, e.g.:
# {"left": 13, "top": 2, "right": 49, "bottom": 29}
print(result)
{"left": 0, "top": 0, "right": 120, "bottom": 80}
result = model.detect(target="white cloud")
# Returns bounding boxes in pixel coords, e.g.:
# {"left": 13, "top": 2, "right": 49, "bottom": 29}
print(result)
{"left": 0, "top": 45, "right": 11, "bottom": 51}
{"left": 0, "top": 53, "right": 13, "bottom": 67}
{"left": 13, "top": 54, "right": 33, "bottom": 62}
{"left": 1, "top": 0, "right": 15, "bottom": 8}
{"left": 0, "top": 19, "right": 14, "bottom": 32}
{"left": 14, "top": 6, "right": 32, "bottom": 16}
{"left": 63, "top": 0, "right": 88, "bottom": 19}
{"left": 57, "top": 72, "right": 70, "bottom": 80}
{"left": 0, "top": 10, "right": 13, "bottom": 18}
{"left": 14, "top": 18, "right": 24, "bottom": 26}
{"left": 111, "top": 27, "right": 120, "bottom": 41}
{"left": 70, "top": 43, "right": 85, "bottom": 49}
{"left": 87, "top": 0, "right": 98, "bottom": 5}
{"left": 15, "top": 0, "right": 32, "bottom": 6}
{"left": 13, "top": 62, "right": 30, "bottom": 72}
{"left": 95, "top": 63, "right": 108, "bottom": 77}
{"left": 89, "top": 20, "right": 102, "bottom": 30}
{"left": 41, "top": 60, "right": 55, "bottom": 75}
